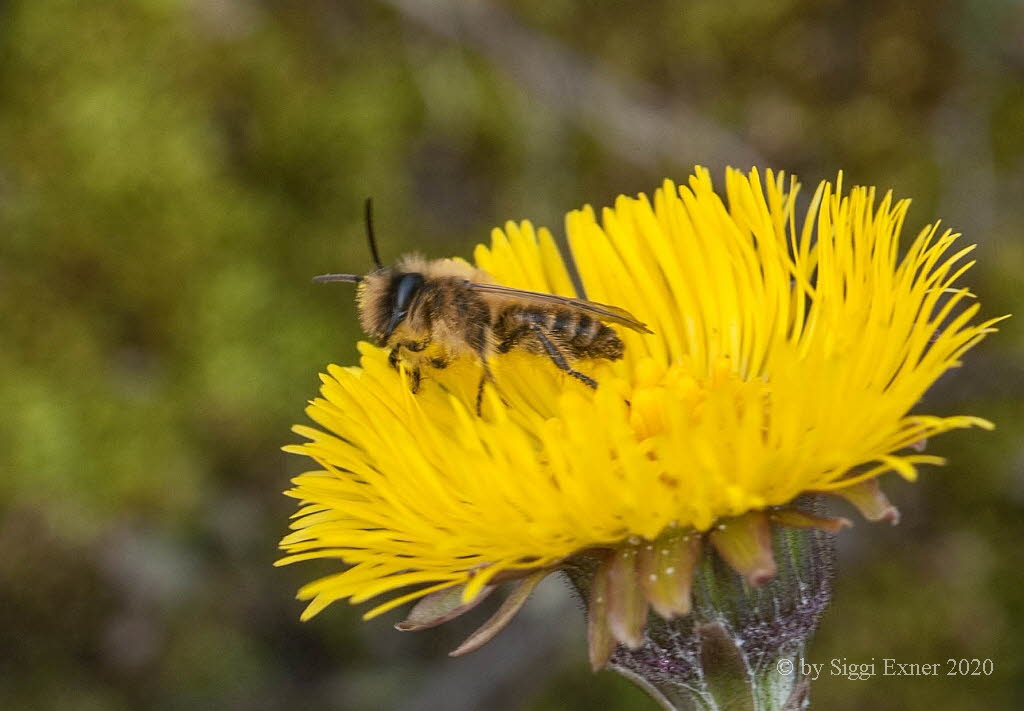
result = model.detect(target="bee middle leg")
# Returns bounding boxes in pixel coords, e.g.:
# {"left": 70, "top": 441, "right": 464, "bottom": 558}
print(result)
{"left": 464, "top": 317, "right": 497, "bottom": 416}
{"left": 530, "top": 326, "right": 598, "bottom": 389}
{"left": 475, "top": 363, "right": 495, "bottom": 416}
{"left": 389, "top": 348, "right": 424, "bottom": 394}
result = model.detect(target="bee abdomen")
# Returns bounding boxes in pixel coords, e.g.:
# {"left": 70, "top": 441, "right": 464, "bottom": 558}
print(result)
{"left": 572, "top": 324, "right": 624, "bottom": 360}
{"left": 554, "top": 311, "right": 625, "bottom": 361}
{"left": 495, "top": 307, "right": 625, "bottom": 361}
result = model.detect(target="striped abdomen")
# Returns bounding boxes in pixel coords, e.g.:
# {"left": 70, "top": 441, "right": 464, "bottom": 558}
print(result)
{"left": 493, "top": 307, "right": 625, "bottom": 361}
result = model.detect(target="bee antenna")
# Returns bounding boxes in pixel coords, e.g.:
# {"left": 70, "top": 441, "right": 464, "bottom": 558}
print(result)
{"left": 365, "top": 197, "right": 383, "bottom": 270}
{"left": 313, "top": 273, "right": 362, "bottom": 284}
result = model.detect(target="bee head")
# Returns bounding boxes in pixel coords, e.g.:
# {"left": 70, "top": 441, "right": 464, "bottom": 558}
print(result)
{"left": 357, "top": 269, "right": 425, "bottom": 345}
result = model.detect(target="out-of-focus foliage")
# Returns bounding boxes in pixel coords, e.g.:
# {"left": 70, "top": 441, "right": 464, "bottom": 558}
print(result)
{"left": 0, "top": 1, "right": 1020, "bottom": 709}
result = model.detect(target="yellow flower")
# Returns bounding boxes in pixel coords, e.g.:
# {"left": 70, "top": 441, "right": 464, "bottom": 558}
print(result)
{"left": 278, "top": 167, "right": 1003, "bottom": 642}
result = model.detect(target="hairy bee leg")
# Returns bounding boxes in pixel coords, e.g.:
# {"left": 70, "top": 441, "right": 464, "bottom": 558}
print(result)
{"left": 474, "top": 361, "right": 496, "bottom": 416}
{"left": 390, "top": 339, "right": 430, "bottom": 374}
{"left": 403, "top": 338, "right": 431, "bottom": 352}
{"left": 496, "top": 326, "right": 530, "bottom": 353}
{"left": 531, "top": 326, "right": 598, "bottom": 389}
{"left": 465, "top": 317, "right": 494, "bottom": 416}
{"left": 475, "top": 375, "right": 486, "bottom": 416}
{"left": 409, "top": 367, "right": 421, "bottom": 394}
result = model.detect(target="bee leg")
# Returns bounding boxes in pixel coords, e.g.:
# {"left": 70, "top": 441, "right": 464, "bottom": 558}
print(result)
{"left": 466, "top": 319, "right": 495, "bottom": 416}
{"left": 496, "top": 326, "right": 529, "bottom": 354}
{"left": 475, "top": 375, "right": 486, "bottom": 416}
{"left": 475, "top": 367, "right": 496, "bottom": 416}
{"left": 404, "top": 338, "right": 431, "bottom": 352}
{"left": 531, "top": 326, "right": 598, "bottom": 389}
{"left": 409, "top": 367, "right": 421, "bottom": 394}
{"left": 388, "top": 347, "right": 401, "bottom": 370}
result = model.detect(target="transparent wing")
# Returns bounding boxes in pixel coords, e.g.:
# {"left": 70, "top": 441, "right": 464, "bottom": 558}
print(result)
{"left": 467, "top": 282, "right": 653, "bottom": 334}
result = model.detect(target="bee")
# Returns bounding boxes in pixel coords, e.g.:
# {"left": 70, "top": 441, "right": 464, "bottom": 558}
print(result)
{"left": 315, "top": 199, "right": 652, "bottom": 413}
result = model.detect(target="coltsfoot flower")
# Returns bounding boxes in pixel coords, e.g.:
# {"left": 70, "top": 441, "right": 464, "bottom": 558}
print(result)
{"left": 278, "top": 167, "right": 1003, "bottom": 704}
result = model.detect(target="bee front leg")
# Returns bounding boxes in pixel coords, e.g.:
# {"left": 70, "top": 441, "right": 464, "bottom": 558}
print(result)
{"left": 403, "top": 338, "right": 431, "bottom": 352}
{"left": 388, "top": 346, "right": 421, "bottom": 394}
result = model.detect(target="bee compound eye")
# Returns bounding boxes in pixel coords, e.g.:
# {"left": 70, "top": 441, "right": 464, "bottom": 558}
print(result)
{"left": 382, "top": 273, "right": 425, "bottom": 341}
{"left": 393, "top": 273, "right": 424, "bottom": 312}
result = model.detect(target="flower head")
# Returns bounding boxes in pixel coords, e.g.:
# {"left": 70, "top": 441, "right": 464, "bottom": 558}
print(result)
{"left": 279, "top": 167, "right": 1003, "bottom": 665}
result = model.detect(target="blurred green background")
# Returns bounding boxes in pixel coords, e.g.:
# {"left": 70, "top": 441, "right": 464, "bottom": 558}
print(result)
{"left": 1, "top": 1, "right": 1022, "bottom": 709}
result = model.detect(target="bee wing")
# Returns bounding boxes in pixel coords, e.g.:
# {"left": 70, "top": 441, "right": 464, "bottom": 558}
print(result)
{"left": 466, "top": 282, "right": 653, "bottom": 334}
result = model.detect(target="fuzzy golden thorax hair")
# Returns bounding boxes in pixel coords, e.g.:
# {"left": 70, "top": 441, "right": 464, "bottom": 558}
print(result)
{"left": 354, "top": 256, "right": 490, "bottom": 346}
